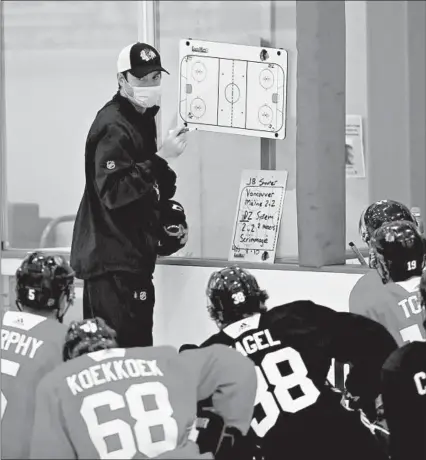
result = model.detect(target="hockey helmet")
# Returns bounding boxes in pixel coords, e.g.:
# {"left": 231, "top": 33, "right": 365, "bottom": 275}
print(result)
{"left": 206, "top": 265, "right": 268, "bottom": 327}
{"left": 157, "top": 199, "right": 188, "bottom": 256}
{"left": 15, "top": 251, "right": 74, "bottom": 321}
{"left": 370, "top": 220, "right": 425, "bottom": 284}
{"left": 63, "top": 317, "right": 118, "bottom": 361}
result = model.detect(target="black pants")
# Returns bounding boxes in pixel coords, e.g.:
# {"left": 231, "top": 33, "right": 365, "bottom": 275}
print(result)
{"left": 83, "top": 272, "right": 155, "bottom": 348}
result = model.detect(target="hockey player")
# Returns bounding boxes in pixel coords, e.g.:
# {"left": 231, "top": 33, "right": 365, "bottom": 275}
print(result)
{"left": 381, "top": 270, "right": 426, "bottom": 460}
{"left": 357, "top": 220, "right": 426, "bottom": 345}
{"left": 30, "top": 317, "right": 257, "bottom": 459}
{"left": 350, "top": 199, "right": 419, "bottom": 315}
{"left": 196, "top": 265, "right": 398, "bottom": 460}
{"left": 1, "top": 252, "right": 75, "bottom": 459}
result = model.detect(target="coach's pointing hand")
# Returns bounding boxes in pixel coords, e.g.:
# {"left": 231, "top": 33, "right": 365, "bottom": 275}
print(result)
{"left": 158, "top": 126, "right": 189, "bottom": 160}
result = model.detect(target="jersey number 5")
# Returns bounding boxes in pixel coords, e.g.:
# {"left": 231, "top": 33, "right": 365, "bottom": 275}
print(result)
{"left": 252, "top": 347, "right": 320, "bottom": 438}
{"left": 81, "top": 381, "right": 178, "bottom": 459}
{"left": 1, "top": 358, "right": 21, "bottom": 420}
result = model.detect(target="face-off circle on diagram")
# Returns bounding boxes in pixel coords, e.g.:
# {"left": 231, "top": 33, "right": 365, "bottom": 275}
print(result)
{"left": 259, "top": 69, "right": 274, "bottom": 90}
{"left": 190, "top": 97, "right": 206, "bottom": 118}
{"left": 225, "top": 83, "right": 241, "bottom": 104}
{"left": 258, "top": 105, "right": 273, "bottom": 126}
{"left": 192, "top": 62, "right": 207, "bottom": 82}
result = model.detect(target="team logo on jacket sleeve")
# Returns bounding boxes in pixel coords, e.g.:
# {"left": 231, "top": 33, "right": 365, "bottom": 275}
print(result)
{"left": 106, "top": 161, "right": 116, "bottom": 170}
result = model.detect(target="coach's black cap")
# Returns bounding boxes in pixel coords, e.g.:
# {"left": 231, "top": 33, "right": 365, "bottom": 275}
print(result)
{"left": 117, "top": 42, "right": 169, "bottom": 78}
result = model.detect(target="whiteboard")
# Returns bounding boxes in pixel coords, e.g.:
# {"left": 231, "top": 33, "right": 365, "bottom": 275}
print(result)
{"left": 229, "top": 170, "right": 288, "bottom": 263}
{"left": 178, "top": 39, "right": 288, "bottom": 139}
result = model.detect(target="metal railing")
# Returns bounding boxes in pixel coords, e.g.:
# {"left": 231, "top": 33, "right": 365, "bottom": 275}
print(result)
{"left": 39, "top": 214, "right": 76, "bottom": 248}
{"left": 37, "top": 213, "right": 369, "bottom": 266}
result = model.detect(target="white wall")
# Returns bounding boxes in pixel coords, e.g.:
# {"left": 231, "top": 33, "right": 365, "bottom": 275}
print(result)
{"left": 4, "top": 1, "right": 139, "bottom": 218}
{"left": 345, "top": 1, "right": 369, "bottom": 247}
{"left": 2, "top": 259, "right": 362, "bottom": 348}
{"left": 5, "top": 50, "right": 120, "bottom": 217}
{"left": 153, "top": 265, "right": 361, "bottom": 347}
{"left": 3, "top": 1, "right": 370, "bottom": 255}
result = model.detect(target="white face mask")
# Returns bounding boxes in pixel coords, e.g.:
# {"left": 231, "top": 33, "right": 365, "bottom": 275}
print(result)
{"left": 132, "top": 85, "right": 162, "bottom": 108}
{"left": 121, "top": 76, "right": 162, "bottom": 108}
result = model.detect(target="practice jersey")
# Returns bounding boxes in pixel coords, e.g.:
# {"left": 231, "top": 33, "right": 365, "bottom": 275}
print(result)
{"left": 350, "top": 274, "right": 425, "bottom": 346}
{"left": 0, "top": 310, "right": 67, "bottom": 459}
{"left": 349, "top": 269, "right": 384, "bottom": 313}
{"left": 201, "top": 301, "right": 398, "bottom": 442}
{"left": 30, "top": 344, "right": 256, "bottom": 459}
{"left": 382, "top": 341, "right": 426, "bottom": 460}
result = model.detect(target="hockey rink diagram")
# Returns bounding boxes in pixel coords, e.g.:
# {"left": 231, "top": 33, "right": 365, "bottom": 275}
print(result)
{"left": 179, "top": 54, "right": 287, "bottom": 138}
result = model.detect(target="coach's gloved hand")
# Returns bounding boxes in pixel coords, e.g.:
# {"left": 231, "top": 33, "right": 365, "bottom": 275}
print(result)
{"left": 341, "top": 389, "right": 378, "bottom": 422}
{"left": 194, "top": 408, "right": 225, "bottom": 456}
{"left": 193, "top": 408, "right": 252, "bottom": 460}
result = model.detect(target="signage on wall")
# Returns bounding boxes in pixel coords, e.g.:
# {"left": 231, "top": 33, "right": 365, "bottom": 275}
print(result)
{"left": 178, "top": 39, "right": 288, "bottom": 139}
{"left": 229, "top": 170, "right": 288, "bottom": 263}
{"left": 345, "top": 115, "right": 366, "bottom": 179}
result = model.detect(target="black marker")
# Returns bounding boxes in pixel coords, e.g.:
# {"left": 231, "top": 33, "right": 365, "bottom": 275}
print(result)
{"left": 177, "top": 127, "right": 190, "bottom": 136}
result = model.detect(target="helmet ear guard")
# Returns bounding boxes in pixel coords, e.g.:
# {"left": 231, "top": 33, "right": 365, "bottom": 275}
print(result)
{"left": 359, "top": 209, "right": 370, "bottom": 244}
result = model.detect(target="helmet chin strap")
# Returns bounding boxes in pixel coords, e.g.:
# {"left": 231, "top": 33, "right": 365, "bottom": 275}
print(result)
{"left": 376, "top": 257, "right": 390, "bottom": 285}
{"left": 56, "top": 291, "right": 73, "bottom": 323}
{"left": 368, "top": 247, "right": 378, "bottom": 269}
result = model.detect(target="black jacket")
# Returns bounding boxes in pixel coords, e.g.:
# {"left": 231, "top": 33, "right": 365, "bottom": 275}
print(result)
{"left": 70, "top": 92, "right": 177, "bottom": 280}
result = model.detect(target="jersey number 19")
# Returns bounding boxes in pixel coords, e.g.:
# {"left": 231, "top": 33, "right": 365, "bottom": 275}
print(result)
{"left": 81, "top": 381, "right": 178, "bottom": 459}
{"left": 252, "top": 347, "right": 320, "bottom": 437}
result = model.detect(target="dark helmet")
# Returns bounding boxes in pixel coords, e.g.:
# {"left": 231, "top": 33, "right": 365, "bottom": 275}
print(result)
{"left": 370, "top": 220, "right": 425, "bottom": 284}
{"left": 15, "top": 251, "right": 74, "bottom": 322}
{"left": 63, "top": 317, "right": 118, "bottom": 362}
{"left": 157, "top": 200, "right": 188, "bottom": 256}
{"left": 206, "top": 265, "right": 268, "bottom": 328}
{"left": 359, "top": 200, "right": 417, "bottom": 245}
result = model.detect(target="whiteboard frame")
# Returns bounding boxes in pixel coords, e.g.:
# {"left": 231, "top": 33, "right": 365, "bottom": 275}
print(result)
{"left": 229, "top": 169, "right": 288, "bottom": 264}
{"left": 178, "top": 39, "right": 288, "bottom": 140}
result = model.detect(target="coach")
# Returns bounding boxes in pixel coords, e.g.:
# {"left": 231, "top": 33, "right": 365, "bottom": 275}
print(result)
{"left": 71, "top": 42, "right": 188, "bottom": 347}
